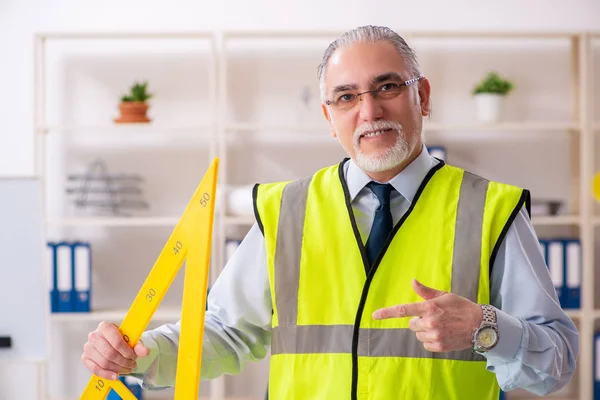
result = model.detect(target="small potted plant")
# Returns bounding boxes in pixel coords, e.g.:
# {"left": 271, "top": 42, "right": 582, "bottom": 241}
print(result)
{"left": 472, "top": 71, "right": 514, "bottom": 123}
{"left": 114, "top": 81, "right": 153, "bottom": 123}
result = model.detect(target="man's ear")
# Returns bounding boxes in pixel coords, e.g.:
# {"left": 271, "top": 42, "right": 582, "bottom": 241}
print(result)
{"left": 322, "top": 103, "right": 337, "bottom": 138}
{"left": 418, "top": 77, "right": 432, "bottom": 117}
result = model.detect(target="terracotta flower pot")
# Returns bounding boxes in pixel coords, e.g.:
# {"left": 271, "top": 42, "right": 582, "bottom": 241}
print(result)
{"left": 114, "top": 101, "right": 151, "bottom": 123}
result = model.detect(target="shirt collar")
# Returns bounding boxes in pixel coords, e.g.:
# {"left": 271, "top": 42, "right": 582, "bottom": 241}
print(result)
{"left": 345, "top": 145, "right": 439, "bottom": 203}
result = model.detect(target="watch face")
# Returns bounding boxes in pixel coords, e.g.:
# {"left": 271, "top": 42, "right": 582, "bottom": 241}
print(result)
{"left": 476, "top": 327, "right": 498, "bottom": 348}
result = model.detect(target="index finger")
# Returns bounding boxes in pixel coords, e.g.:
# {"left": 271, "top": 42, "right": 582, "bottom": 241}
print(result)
{"left": 372, "top": 302, "right": 428, "bottom": 320}
{"left": 99, "top": 321, "right": 137, "bottom": 360}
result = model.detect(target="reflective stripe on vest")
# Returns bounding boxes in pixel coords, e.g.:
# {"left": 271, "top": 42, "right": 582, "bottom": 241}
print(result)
{"left": 271, "top": 170, "right": 489, "bottom": 362}
{"left": 272, "top": 325, "right": 485, "bottom": 360}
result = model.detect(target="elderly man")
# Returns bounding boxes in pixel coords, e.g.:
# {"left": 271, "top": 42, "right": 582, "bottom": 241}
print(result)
{"left": 81, "top": 25, "right": 578, "bottom": 399}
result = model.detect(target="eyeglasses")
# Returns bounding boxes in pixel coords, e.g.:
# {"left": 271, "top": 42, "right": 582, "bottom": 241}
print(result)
{"left": 325, "top": 76, "right": 423, "bottom": 112}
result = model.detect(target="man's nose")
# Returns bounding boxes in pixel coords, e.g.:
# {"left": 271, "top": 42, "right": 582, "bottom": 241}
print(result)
{"left": 358, "top": 92, "right": 384, "bottom": 121}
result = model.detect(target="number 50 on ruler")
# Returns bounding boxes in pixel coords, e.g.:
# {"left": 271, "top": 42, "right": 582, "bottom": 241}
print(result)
{"left": 79, "top": 158, "right": 219, "bottom": 400}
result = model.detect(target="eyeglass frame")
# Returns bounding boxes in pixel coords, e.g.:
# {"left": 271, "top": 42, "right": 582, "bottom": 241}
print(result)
{"left": 324, "top": 75, "right": 424, "bottom": 109}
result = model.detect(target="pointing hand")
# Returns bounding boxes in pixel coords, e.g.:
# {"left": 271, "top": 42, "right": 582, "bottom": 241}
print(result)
{"left": 372, "top": 279, "right": 483, "bottom": 352}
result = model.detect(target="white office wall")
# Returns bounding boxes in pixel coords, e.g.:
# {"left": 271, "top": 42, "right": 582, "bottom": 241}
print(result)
{"left": 1, "top": 1, "right": 599, "bottom": 400}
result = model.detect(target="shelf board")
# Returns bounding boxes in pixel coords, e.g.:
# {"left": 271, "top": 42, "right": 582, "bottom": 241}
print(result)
{"left": 424, "top": 122, "right": 578, "bottom": 132}
{"left": 564, "top": 309, "right": 582, "bottom": 318}
{"left": 39, "top": 125, "right": 214, "bottom": 147}
{"left": 46, "top": 217, "right": 180, "bottom": 227}
{"left": 227, "top": 122, "right": 578, "bottom": 133}
{"left": 47, "top": 214, "right": 585, "bottom": 228}
{"left": 226, "top": 123, "right": 333, "bottom": 143}
{"left": 39, "top": 125, "right": 213, "bottom": 133}
{"left": 225, "top": 121, "right": 578, "bottom": 144}
{"left": 227, "top": 123, "right": 327, "bottom": 132}
{"left": 407, "top": 31, "right": 578, "bottom": 39}
{"left": 50, "top": 307, "right": 181, "bottom": 322}
{"left": 223, "top": 30, "right": 578, "bottom": 40}
{"left": 225, "top": 215, "right": 255, "bottom": 226}
{"left": 531, "top": 215, "right": 580, "bottom": 226}
{"left": 48, "top": 215, "right": 258, "bottom": 227}
{"left": 37, "top": 31, "right": 214, "bottom": 40}
{"left": 227, "top": 134, "right": 336, "bottom": 144}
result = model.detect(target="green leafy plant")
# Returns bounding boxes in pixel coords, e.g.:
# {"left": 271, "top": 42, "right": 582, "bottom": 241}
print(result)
{"left": 472, "top": 72, "right": 514, "bottom": 96}
{"left": 120, "top": 81, "right": 153, "bottom": 102}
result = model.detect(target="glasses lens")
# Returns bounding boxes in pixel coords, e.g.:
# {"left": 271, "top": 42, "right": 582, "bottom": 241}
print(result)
{"left": 334, "top": 95, "right": 357, "bottom": 111}
{"left": 377, "top": 86, "right": 403, "bottom": 99}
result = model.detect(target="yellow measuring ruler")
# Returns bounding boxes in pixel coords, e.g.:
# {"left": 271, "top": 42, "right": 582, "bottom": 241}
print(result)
{"left": 593, "top": 172, "right": 600, "bottom": 202}
{"left": 79, "top": 158, "right": 219, "bottom": 400}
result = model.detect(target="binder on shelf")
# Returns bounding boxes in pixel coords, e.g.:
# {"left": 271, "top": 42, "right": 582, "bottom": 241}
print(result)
{"left": 546, "top": 240, "right": 565, "bottom": 307}
{"left": 564, "top": 239, "right": 581, "bottom": 310}
{"left": 538, "top": 239, "right": 547, "bottom": 263}
{"left": 72, "top": 241, "right": 92, "bottom": 312}
{"left": 47, "top": 242, "right": 58, "bottom": 312}
{"left": 56, "top": 242, "right": 74, "bottom": 312}
{"left": 428, "top": 146, "right": 446, "bottom": 161}
{"left": 595, "top": 332, "right": 600, "bottom": 399}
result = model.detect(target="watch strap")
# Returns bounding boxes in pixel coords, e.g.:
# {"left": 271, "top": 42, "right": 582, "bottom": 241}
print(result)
{"left": 481, "top": 304, "right": 497, "bottom": 325}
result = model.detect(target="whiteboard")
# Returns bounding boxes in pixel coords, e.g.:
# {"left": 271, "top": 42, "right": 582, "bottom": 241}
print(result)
{"left": 0, "top": 178, "right": 48, "bottom": 361}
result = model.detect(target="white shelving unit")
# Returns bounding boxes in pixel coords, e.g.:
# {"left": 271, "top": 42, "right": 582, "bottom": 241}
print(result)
{"left": 34, "top": 31, "right": 228, "bottom": 400}
{"left": 34, "top": 29, "right": 599, "bottom": 400}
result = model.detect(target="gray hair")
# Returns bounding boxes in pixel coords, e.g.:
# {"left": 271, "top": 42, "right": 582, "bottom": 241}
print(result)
{"left": 317, "top": 25, "right": 421, "bottom": 101}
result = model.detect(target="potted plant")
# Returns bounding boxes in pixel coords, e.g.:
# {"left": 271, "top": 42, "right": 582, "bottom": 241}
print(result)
{"left": 114, "top": 81, "right": 153, "bottom": 123}
{"left": 472, "top": 71, "right": 514, "bottom": 123}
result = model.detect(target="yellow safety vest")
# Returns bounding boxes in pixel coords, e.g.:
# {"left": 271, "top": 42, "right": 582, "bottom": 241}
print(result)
{"left": 253, "top": 159, "right": 530, "bottom": 400}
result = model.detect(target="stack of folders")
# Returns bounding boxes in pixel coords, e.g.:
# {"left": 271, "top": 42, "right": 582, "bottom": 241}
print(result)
{"left": 106, "top": 376, "right": 143, "bottom": 399}
{"left": 538, "top": 239, "right": 581, "bottom": 309}
{"left": 47, "top": 241, "right": 92, "bottom": 313}
{"left": 428, "top": 146, "right": 446, "bottom": 161}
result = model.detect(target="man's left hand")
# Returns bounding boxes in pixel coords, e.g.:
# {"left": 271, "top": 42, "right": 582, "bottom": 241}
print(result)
{"left": 372, "top": 278, "right": 483, "bottom": 353}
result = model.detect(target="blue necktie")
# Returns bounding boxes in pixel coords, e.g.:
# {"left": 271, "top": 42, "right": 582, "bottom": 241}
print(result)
{"left": 365, "top": 182, "right": 394, "bottom": 265}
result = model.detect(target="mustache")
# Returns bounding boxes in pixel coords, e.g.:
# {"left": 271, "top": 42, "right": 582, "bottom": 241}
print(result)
{"left": 353, "top": 120, "right": 404, "bottom": 142}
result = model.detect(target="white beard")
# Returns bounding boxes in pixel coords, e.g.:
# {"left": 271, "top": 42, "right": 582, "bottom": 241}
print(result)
{"left": 352, "top": 120, "right": 412, "bottom": 173}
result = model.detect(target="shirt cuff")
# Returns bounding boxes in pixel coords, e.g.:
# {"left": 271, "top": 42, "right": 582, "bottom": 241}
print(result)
{"left": 482, "top": 307, "right": 524, "bottom": 362}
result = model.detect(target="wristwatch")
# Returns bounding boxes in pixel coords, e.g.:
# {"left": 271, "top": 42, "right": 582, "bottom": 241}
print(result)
{"left": 473, "top": 304, "right": 499, "bottom": 353}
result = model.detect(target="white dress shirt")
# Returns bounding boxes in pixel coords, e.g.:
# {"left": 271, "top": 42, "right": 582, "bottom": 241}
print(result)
{"left": 131, "top": 146, "right": 579, "bottom": 397}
